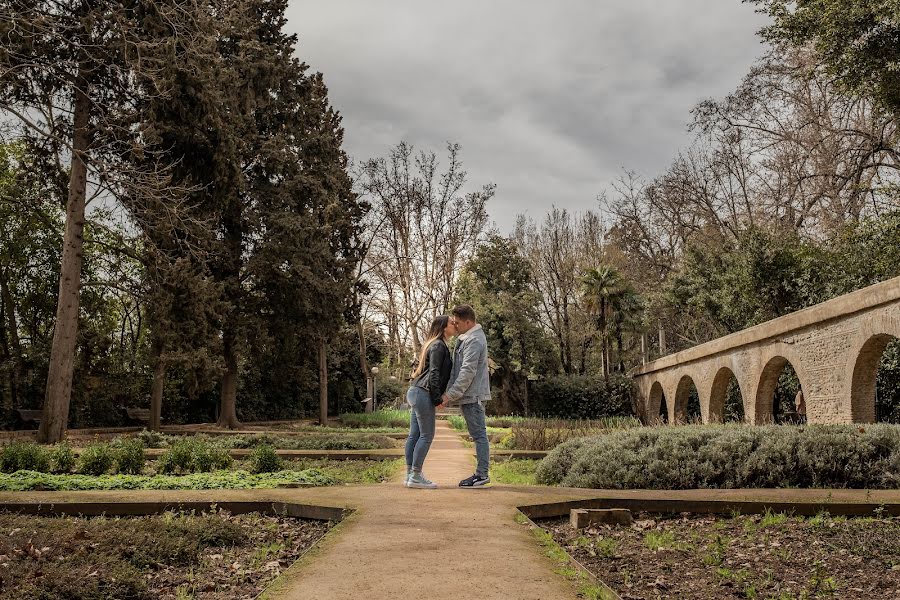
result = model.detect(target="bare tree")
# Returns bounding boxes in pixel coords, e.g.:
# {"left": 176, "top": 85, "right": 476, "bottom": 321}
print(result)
{"left": 359, "top": 142, "right": 493, "bottom": 364}
{"left": 514, "top": 207, "right": 606, "bottom": 374}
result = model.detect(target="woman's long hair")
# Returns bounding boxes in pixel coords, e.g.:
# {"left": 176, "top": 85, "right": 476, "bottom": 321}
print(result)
{"left": 411, "top": 316, "right": 449, "bottom": 378}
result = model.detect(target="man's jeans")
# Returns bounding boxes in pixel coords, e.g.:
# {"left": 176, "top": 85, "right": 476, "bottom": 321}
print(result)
{"left": 461, "top": 400, "right": 490, "bottom": 476}
{"left": 405, "top": 387, "right": 436, "bottom": 471}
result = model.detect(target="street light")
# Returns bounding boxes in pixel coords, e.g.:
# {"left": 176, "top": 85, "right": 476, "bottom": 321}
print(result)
{"left": 370, "top": 366, "right": 380, "bottom": 411}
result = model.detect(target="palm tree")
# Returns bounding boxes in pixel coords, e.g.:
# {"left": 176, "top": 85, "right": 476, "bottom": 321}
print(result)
{"left": 610, "top": 284, "right": 643, "bottom": 372}
{"left": 580, "top": 265, "right": 624, "bottom": 378}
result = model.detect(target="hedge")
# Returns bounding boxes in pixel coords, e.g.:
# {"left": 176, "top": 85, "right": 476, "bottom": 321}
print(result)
{"left": 537, "top": 424, "right": 900, "bottom": 489}
{"left": 528, "top": 374, "right": 633, "bottom": 419}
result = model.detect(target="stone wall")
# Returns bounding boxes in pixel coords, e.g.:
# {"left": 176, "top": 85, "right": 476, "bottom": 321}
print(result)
{"left": 633, "top": 277, "right": 900, "bottom": 425}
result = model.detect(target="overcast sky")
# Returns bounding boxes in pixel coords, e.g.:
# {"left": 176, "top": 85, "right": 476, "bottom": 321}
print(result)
{"left": 285, "top": 1, "right": 769, "bottom": 232}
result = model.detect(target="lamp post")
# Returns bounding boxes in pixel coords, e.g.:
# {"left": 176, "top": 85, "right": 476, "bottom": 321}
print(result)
{"left": 370, "top": 366, "right": 380, "bottom": 411}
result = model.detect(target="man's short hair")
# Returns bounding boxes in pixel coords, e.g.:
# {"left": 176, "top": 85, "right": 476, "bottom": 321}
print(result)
{"left": 452, "top": 304, "right": 477, "bottom": 322}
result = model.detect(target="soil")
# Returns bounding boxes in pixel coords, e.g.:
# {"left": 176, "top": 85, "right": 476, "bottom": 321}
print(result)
{"left": 0, "top": 510, "right": 332, "bottom": 599}
{"left": 543, "top": 512, "right": 900, "bottom": 599}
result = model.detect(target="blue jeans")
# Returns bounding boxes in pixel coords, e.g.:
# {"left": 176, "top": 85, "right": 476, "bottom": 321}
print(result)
{"left": 461, "top": 401, "right": 490, "bottom": 476}
{"left": 405, "top": 387, "right": 436, "bottom": 471}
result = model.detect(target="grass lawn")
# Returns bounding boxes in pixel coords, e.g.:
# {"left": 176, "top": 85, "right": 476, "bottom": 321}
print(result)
{"left": 491, "top": 459, "right": 540, "bottom": 486}
{"left": 0, "top": 509, "right": 333, "bottom": 599}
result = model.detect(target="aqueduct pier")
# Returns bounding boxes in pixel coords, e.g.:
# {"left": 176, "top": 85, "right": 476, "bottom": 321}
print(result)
{"left": 633, "top": 276, "right": 900, "bottom": 424}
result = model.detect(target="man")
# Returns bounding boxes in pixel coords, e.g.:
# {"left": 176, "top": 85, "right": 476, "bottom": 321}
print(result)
{"left": 441, "top": 304, "right": 491, "bottom": 487}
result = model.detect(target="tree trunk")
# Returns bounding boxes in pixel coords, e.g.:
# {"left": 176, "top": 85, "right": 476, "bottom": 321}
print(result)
{"left": 600, "top": 298, "right": 609, "bottom": 379}
{"left": 614, "top": 321, "right": 625, "bottom": 372}
{"left": 149, "top": 336, "right": 165, "bottom": 431}
{"left": 357, "top": 317, "right": 369, "bottom": 379}
{"left": 318, "top": 337, "right": 328, "bottom": 425}
{"left": 217, "top": 326, "right": 240, "bottom": 428}
{"left": 0, "top": 269, "right": 21, "bottom": 411}
{"left": 38, "top": 75, "right": 90, "bottom": 444}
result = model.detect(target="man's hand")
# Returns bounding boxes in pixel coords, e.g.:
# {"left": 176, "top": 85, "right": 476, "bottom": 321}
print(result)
{"left": 440, "top": 394, "right": 450, "bottom": 407}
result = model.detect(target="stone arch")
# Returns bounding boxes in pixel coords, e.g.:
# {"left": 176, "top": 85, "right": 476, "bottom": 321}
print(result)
{"left": 673, "top": 374, "right": 700, "bottom": 424}
{"left": 648, "top": 381, "right": 667, "bottom": 425}
{"left": 708, "top": 366, "right": 743, "bottom": 424}
{"left": 754, "top": 353, "right": 807, "bottom": 425}
{"left": 849, "top": 333, "right": 899, "bottom": 423}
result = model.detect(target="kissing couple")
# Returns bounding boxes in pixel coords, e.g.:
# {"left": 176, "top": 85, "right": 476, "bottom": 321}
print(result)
{"left": 404, "top": 304, "right": 491, "bottom": 489}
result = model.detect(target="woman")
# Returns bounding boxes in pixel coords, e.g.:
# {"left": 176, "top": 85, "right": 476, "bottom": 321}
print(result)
{"left": 405, "top": 315, "right": 456, "bottom": 488}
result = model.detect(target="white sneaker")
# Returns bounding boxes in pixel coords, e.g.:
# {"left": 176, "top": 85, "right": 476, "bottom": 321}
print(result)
{"left": 407, "top": 472, "right": 438, "bottom": 489}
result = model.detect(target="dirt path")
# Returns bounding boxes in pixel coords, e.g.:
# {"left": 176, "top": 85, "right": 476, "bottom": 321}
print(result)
{"left": 270, "top": 420, "right": 580, "bottom": 600}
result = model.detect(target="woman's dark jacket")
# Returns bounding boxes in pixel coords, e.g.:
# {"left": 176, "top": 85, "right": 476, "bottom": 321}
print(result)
{"left": 411, "top": 339, "right": 452, "bottom": 405}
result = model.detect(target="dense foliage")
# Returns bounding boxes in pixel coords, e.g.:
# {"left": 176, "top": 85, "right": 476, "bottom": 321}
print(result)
{"left": 538, "top": 424, "right": 900, "bottom": 489}
{"left": 528, "top": 374, "right": 634, "bottom": 419}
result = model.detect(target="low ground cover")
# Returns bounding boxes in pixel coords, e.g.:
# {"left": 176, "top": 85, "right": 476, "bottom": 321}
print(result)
{"left": 337, "top": 409, "right": 409, "bottom": 429}
{"left": 543, "top": 511, "right": 900, "bottom": 599}
{"left": 0, "top": 509, "right": 333, "bottom": 599}
{"left": 538, "top": 424, "right": 900, "bottom": 489}
{"left": 491, "top": 459, "right": 540, "bottom": 486}
{"left": 135, "top": 430, "right": 398, "bottom": 451}
{"left": 0, "top": 454, "right": 402, "bottom": 491}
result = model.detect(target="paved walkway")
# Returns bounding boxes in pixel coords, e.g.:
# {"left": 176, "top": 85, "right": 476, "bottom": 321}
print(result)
{"left": 272, "top": 420, "right": 582, "bottom": 600}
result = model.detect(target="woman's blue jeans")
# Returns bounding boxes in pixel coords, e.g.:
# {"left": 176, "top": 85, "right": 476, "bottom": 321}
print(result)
{"left": 405, "top": 387, "right": 436, "bottom": 471}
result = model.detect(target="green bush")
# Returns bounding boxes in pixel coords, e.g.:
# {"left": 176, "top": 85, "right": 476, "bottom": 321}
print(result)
{"left": 78, "top": 443, "right": 115, "bottom": 475}
{"left": 49, "top": 443, "right": 76, "bottom": 474}
{"left": 0, "top": 442, "right": 50, "bottom": 473}
{"left": 115, "top": 439, "right": 146, "bottom": 475}
{"left": 193, "top": 445, "right": 233, "bottom": 472}
{"left": 529, "top": 374, "right": 634, "bottom": 419}
{"left": 157, "top": 439, "right": 194, "bottom": 474}
{"left": 537, "top": 424, "right": 900, "bottom": 490}
{"left": 136, "top": 428, "right": 166, "bottom": 448}
{"left": 157, "top": 439, "right": 231, "bottom": 474}
{"left": 249, "top": 445, "right": 283, "bottom": 473}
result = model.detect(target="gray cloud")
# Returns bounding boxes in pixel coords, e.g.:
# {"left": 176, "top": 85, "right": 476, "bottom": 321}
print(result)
{"left": 286, "top": 0, "right": 768, "bottom": 230}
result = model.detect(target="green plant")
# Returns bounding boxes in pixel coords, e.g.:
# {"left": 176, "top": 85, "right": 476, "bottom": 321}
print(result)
{"left": 157, "top": 439, "right": 195, "bottom": 474}
{"left": 448, "top": 415, "right": 467, "bottom": 431}
{"left": 338, "top": 409, "right": 409, "bottom": 429}
{"left": 537, "top": 423, "right": 900, "bottom": 490}
{"left": 594, "top": 537, "right": 618, "bottom": 558}
{"left": 0, "top": 442, "right": 50, "bottom": 473}
{"left": 116, "top": 438, "right": 146, "bottom": 475}
{"left": 156, "top": 438, "right": 231, "bottom": 474}
{"left": 137, "top": 429, "right": 166, "bottom": 448}
{"left": 49, "top": 442, "right": 76, "bottom": 474}
{"left": 759, "top": 509, "right": 788, "bottom": 528}
{"left": 528, "top": 374, "right": 634, "bottom": 419}
{"left": 491, "top": 459, "right": 539, "bottom": 485}
{"left": 643, "top": 530, "right": 677, "bottom": 551}
{"left": 78, "top": 443, "right": 115, "bottom": 475}
{"left": 249, "top": 445, "right": 283, "bottom": 473}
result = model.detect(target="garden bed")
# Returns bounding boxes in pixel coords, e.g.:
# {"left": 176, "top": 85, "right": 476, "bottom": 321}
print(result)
{"left": 541, "top": 511, "right": 900, "bottom": 599}
{"left": 0, "top": 459, "right": 402, "bottom": 491}
{"left": 0, "top": 509, "right": 333, "bottom": 599}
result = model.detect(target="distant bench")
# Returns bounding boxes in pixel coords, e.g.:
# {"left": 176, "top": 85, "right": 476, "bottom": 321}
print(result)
{"left": 122, "top": 407, "right": 151, "bottom": 426}
{"left": 14, "top": 409, "right": 42, "bottom": 429}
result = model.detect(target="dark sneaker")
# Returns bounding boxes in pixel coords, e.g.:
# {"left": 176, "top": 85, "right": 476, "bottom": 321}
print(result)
{"left": 458, "top": 473, "right": 490, "bottom": 488}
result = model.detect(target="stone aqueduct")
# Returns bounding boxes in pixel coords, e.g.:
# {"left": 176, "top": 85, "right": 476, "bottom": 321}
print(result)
{"left": 632, "top": 276, "right": 900, "bottom": 425}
